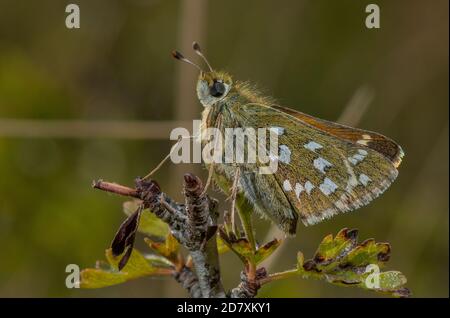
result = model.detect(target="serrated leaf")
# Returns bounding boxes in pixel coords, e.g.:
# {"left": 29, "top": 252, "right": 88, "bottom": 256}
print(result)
{"left": 290, "top": 229, "right": 410, "bottom": 297}
{"left": 341, "top": 240, "right": 390, "bottom": 267}
{"left": 80, "top": 248, "right": 171, "bottom": 289}
{"left": 314, "top": 228, "right": 358, "bottom": 264}
{"left": 218, "top": 229, "right": 254, "bottom": 264}
{"left": 218, "top": 229, "right": 281, "bottom": 265}
{"left": 229, "top": 239, "right": 255, "bottom": 262}
{"left": 123, "top": 200, "right": 169, "bottom": 238}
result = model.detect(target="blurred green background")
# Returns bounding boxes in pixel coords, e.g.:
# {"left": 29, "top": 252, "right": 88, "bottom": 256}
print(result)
{"left": 0, "top": 0, "right": 448, "bottom": 297}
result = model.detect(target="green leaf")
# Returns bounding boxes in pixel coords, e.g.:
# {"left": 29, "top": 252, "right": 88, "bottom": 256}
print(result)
{"left": 235, "top": 192, "right": 257, "bottom": 251}
{"left": 144, "top": 232, "right": 180, "bottom": 264}
{"left": 289, "top": 228, "right": 410, "bottom": 297}
{"left": 218, "top": 230, "right": 252, "bottom": 264}
{"left": 80, "top": 248, "right": 172, "bottom": 289}
{"left": 378, "top": 271, "right": 407, "bottom": 290}
{"left": 342, "top": 239, "right": 390, "bottom": 267}
{"left": 218, "top": 229, "right": 281, "bottom": 265}
{"left": 254, "top": 239, "right": 282, "bottom": 264}
{"left": 315, "top": 228, "right": 357, "bottom": 264}
{"left": 216, "top": 235, "right": 230, "bottom": 254}
{"left": 123, "top": 200, "right": 169, "bottom": 238}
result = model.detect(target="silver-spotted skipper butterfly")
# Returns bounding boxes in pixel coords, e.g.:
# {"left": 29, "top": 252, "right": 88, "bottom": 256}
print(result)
{"left": 173, "top": 42, "right": 404, "bottom": 236}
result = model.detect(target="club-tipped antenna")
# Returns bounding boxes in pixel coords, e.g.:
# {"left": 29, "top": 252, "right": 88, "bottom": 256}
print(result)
{"left": 171, "top": 50, "right": 203, "bottom": 72}
{"left": 192, "top": 42, "right": 213, "bottom": 72}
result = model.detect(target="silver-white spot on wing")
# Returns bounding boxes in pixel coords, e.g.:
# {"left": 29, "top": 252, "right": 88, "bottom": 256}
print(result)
{"left": 313, "top": 157, "right": 332, "bottom": 174}
{"left": 319, "top": 178, "right": 338, "bottom": 196}
{"left": 359, "top": 173, "right": 372, "bottom": 186}
{"left": 283, "top": 179, "right": 292, "bottom": 191}
{"left": 358, "top": 149, "right": 368, "bottom": 156}
{"left": 304, "top": 141, "right": 323, "bottom": 152}
{"left": 304, "top": 181, "right": 315, "bottom": 194}
{"left": 279, "top": 145, "right": 291, "bottom": 164}
{"left": 303, "top": 169, "right": 399, "bottom": 226}
{"left": 348, "top": 149, "right": 368, "bottom": 165}
{"left": 295, "top": 183, "right": 304, "bottom": 199}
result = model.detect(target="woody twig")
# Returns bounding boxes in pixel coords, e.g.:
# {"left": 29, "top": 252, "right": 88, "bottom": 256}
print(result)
{"left": 93, "top": 174, "right": 226, "bottom": 298}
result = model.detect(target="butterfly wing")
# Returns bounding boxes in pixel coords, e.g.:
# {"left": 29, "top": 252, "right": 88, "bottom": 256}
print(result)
{"left": 272, "top": 105, "right": 404, "bottom": 168}
{"left": 232, "top": 102, "right": 403, "bottom": 233}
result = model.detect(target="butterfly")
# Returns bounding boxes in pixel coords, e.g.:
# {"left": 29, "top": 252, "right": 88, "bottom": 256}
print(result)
{"left": 172, "top": 42, "right": 404, "bottom": 236}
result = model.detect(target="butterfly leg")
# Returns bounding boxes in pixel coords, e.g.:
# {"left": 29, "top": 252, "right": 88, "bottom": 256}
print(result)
{"left": 142, "top": 135, "right": 193, "bottom": 181}
{"left": 201, "top": 161, "right": 215, "bottom": 196}
{"left": 201, "top": 114, "right": 223, "bottom": 196}
{"left": 229, "top": 167, "right": 241, "bottom": 232}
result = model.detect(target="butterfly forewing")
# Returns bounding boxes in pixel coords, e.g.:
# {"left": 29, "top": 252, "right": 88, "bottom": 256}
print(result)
{"left": 272, "top": 105, "right": 404, "bottom": 168}
{"left": 235, "top": 103, "right": 402, "bottom": 229}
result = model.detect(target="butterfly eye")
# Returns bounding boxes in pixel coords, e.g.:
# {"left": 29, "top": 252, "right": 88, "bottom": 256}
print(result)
{"left": 210, "top": 80, "right": 226, "bottom": 97}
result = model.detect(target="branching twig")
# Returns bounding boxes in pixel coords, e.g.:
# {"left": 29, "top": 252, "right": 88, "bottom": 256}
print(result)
{"left": 229, "top": 268, "right": 267, "bottom": 298}
{"left": 173, "top": 266, "right": 202, "bottom": 298}
{"left": 93, "top": 174, "right": 226, "bottom": 298}
{"left": 92, "top": 180, "right": 140, "bottom": 198}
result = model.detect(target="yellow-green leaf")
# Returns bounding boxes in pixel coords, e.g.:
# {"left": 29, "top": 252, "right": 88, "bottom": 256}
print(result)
{"left": 80, "top": 248, "right": 171, "bottom": 289}
{"left": 218, "top": 229, "right": 281, "bottom": 265}
{"left": 217, "top": 235, "right": 230, "bottom": 254}
{"left": 276, "top": 228, "right": 410, "bottom": 297}
{"left": 144, "top": 232, "right": 180, "bottom": 263}
{"left": 254, "top": 239, "right": 282, "bottom": 264}
{"left": 123, "top": 201, "right": 169, "bottom": 238}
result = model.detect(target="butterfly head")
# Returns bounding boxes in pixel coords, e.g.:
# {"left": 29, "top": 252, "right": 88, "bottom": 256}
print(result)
{"left": 196, "top": 71, "right": 232, "bottom": 107}
{"left": 172, "top": 42, "right": 233, "bottom": 107}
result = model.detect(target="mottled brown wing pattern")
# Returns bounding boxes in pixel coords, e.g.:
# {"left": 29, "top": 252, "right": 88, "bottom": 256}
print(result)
{"left": 236, "top": 103, "right": 403, "bottom": 228}
{"left": 272, "top": 105, "right": 404, "bottom": 168}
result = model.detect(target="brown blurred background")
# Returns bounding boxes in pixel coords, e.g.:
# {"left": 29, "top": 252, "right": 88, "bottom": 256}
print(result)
{"left": 0, "top": 0, "right": 448, "bottom": 297}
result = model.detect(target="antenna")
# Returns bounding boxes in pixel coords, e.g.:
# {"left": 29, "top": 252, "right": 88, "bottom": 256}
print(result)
{"left": 171, "top": 50, "right": 204, "bottom": 72}
{"left": 192, "top": 42, "right": 213, "bottom": 72}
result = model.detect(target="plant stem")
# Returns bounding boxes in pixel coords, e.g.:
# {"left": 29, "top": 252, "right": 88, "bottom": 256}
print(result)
{"left": 92, "top": 180, "right": 140, "bottom": 199}
{"left": 259, "top": 269, "right": 298, "bottom": 285}
{"left": 184, "top": 173, "right": 226, "bottom": 298}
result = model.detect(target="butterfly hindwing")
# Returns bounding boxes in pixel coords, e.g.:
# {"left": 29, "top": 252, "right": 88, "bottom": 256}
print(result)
{"left": 232, "top": 102, "right": 403, "bottom": 231}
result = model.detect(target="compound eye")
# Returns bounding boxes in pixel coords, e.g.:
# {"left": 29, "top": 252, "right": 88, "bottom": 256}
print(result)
{"left": 210, "top": 80, "right": 225, "bottom": 97}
